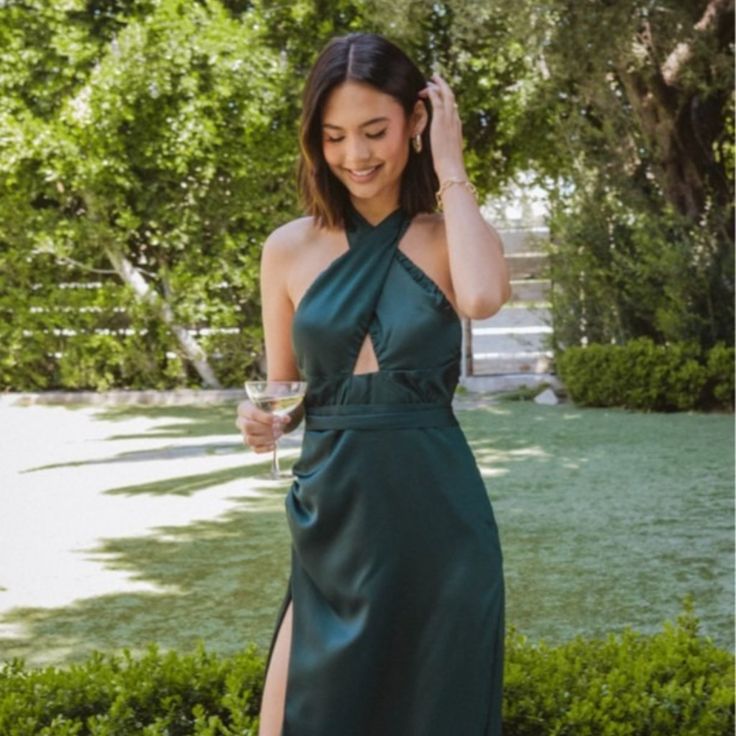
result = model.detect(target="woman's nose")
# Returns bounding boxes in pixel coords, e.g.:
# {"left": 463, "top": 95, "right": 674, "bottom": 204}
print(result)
{"left": 344, "top": 136, "right": 372, "bottom": 165}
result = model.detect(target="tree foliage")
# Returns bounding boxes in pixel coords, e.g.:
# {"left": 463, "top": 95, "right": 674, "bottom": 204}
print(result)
{"left": 366, "top": 0, "right": 734, "bottom": 349}
{"left": 0, "top": 0, "right": 295, "bottom": 389}
{"left": 0, "top": 0, "right": 732, "bottom": 391}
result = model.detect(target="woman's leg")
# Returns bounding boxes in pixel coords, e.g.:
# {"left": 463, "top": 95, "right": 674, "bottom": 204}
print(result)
{"left": 258, "top": 599, "right": 293, "bottom": 736}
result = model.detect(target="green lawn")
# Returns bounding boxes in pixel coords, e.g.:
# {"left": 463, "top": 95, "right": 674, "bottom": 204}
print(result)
{"left": 462, "top": 400, "right": 733, "bottom": 647}
{"left": 0, "top": 398, "right": 732, "bottom": 667}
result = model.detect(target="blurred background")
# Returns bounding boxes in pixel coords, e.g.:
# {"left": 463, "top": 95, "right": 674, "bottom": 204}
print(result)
{"left": 1, "top": 0, "right": 732, "bottom": 399}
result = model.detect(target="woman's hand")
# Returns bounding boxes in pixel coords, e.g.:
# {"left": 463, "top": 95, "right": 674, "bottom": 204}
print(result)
{"left": 235, "top": 399, "right": 289, "bottom": 453}
{"left": 417, "top": 73, "right": 468, "bottom": 183}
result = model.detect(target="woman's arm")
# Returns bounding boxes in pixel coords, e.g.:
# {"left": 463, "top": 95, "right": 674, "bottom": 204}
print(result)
{"left": 418, "top": 73, "right": 512, "bottom": 320}
{"left": 259, "top": 225, "right": 305, "bottom": 433}
{"left": 440, "top": 184, "right": 512, "bottom": 320}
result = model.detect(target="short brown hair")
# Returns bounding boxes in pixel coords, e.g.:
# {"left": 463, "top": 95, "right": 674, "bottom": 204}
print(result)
{"left": 296, "top": 32, "right": 438, "bottom": 230}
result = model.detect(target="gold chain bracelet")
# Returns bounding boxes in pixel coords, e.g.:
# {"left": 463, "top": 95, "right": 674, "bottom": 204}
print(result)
{"left": 435, "top": 177, "right": 478, "bottom": 210}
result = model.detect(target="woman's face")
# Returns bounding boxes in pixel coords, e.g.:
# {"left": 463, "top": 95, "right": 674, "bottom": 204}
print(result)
{"left": 321, "top": 80, "right": 415, "bottom": 207}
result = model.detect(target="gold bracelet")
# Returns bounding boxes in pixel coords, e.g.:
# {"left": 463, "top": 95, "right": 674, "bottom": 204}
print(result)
{"left": 435, "top": 177, "right": 478, "bottom": 210}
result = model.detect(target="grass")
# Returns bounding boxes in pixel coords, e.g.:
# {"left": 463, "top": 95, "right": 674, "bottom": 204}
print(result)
{"left": 0, "top": 397, "right": 732, "bottom": 667}
{"left": 461, "top": 400, "right": 733, "bottom": 646}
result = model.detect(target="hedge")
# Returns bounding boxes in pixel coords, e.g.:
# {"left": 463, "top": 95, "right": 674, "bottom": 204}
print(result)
{"left": 556, "top": 338, "right": 734, "bottom": 412}
{"left": 0, "top": 600, "right": 732, "bottom": 735}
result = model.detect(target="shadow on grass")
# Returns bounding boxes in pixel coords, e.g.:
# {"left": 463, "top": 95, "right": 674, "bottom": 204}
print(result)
{"left": 103, "top": 462, "right": 275, "bottom": 497}
{"left": 22, "top": 402, "right": 302, "bottom": 479}
{"left": 97, "top": 404, "right": 240, "bottom": 440}
{"left": 1, "top": 400, "right": 732, "bottom": 668}
{"left": 0, "top": 480, "right": 293, "bottom": 667}
{"left": 22, "top": 442, "right": 245, "bottom": 474}
{"left": 1, "top": 403, "right": 302, "bottom": 666}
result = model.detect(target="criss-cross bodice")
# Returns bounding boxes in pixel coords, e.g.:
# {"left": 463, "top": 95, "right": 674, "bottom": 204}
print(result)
{"left": 291, "top": 204, "right": 461, "bottom": 429}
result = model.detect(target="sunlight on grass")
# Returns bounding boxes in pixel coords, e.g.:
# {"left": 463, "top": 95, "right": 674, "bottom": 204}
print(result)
{"left": 1, "top": 398, "right": 732, "bottom": 668}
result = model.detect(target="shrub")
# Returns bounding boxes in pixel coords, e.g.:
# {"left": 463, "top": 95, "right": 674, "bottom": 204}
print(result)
{"left": 0, "top": 642, "right": 264, "bottom": 735}
{"left": 57, "top": 333, "right": 190, "bottom": 392}
{"left": 503, "top": 599, "right": 735, "bottom": 735}
{"left": 557, "top": 338, "right": 733, "bottom": 411}
{"left": 705, "top": 342, "right": 735, "bottom": 411}
{"left": 0, "top": 601, "right": 732, "bottom": 735}
{"left": 200, "top": 327, "right": 265, "bottom": 389}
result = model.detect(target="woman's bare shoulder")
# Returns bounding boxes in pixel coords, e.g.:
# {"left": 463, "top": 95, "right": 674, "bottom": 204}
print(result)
{"left": 263, "top": 215, "right": 319, "bottom": 259}
{"left": 261, "top": 215, "right": 338, "bottom": 308}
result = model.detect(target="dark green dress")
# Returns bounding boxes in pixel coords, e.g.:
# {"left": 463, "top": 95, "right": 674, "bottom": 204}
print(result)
{"left": 263, "top": 203, "right": 505, "bottom": 735}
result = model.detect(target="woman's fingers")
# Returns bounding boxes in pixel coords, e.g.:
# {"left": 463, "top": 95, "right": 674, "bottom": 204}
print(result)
{"left": 424, "top": 74, "right": 459, "bottom": 116}
{"left": 235, "top": 399, "right": 286, "bottom": 452}
{"left": 423, "top": 83, "right": 449, "bottom": 123}
{"left": 252, "top": 438, "right": 277, "bottom": 454}
{"left": 237, "top": 399, "right": 273, "bottom": 426}
{"left": 420, "top": 81, "right": 440, "bottom": 106}
{"left": 432, "top": 74, "right": 455, "bottom": 99}
{"left": 418, "top": 74, "right": 467, "bottom": 181}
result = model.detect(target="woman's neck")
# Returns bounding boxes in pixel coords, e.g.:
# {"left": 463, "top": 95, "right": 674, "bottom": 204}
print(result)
{"left": 349, "top": 193, "right": 400, "bottom": 227}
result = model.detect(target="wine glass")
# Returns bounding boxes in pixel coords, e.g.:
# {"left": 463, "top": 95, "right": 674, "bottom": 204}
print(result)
{"left": 244, "top": 380, "right": 308, "bottom": 480}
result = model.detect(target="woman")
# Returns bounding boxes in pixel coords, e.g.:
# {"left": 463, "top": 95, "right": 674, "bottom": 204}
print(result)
{"left": 236, "top": 31, "right": 511, "bottom": 736}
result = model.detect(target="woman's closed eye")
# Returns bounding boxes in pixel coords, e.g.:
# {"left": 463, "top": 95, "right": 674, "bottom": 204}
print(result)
{"left": 326, "top": 130, "right": 387, "bottom": 143}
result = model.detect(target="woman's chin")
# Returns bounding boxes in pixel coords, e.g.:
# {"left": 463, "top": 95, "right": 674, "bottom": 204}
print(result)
{"left": 342, "top": 174, "right": 402, "bottom": 201}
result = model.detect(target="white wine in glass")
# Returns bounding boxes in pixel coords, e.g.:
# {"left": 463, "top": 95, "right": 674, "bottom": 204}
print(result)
{"left": 244, "top": 380, "right": 308, "bottom": 480}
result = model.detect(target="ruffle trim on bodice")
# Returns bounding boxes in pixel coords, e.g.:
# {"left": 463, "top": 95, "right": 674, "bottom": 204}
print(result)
{"left": 394, "top": 249, "right": 458, "bottom": 316}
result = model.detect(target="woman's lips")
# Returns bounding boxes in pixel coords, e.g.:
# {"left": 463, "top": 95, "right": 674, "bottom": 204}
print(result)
{"left": 345, "top": 164, "right": 382, "bottom": 182}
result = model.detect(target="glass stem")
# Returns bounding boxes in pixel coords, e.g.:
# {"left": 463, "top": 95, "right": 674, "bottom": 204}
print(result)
{"left": 271, "top": 440, "right": 281, "bottom": 479}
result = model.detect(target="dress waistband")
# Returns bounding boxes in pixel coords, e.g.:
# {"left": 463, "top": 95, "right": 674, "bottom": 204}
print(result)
{"left": 304, "top": 402, "right": 458, "bottom": 431}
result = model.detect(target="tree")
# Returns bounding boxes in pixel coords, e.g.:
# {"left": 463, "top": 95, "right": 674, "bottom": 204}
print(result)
{"left": 364, "top": 0, "right": 734, "bottom": 348}
{"left": 0, "top": 0, "right": 294, "bottom": 388}
{"left": 1, "top": 0, "right": 731, "bottom": 390}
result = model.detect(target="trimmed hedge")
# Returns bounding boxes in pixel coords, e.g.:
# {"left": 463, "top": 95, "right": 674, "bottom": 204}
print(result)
{"left": 0, "top": 643, "right": 264, "bottom": 736}
{"left": 503, "top": 602, "right": 734, "bottom": 735}
{"left": 0, "top": 601, "right": 732, "bottom": 735}
{"left": 557, "top": 338, "right": 734, "bottom": 411}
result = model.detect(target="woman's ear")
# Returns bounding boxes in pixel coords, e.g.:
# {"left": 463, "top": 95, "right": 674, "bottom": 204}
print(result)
{"left": 410, "top": 98, "right": 429, "bottom": 137}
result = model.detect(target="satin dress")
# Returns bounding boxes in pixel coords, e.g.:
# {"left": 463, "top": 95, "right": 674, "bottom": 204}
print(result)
{"left": 263, "top": 203, "right": 505, "bottom": 735}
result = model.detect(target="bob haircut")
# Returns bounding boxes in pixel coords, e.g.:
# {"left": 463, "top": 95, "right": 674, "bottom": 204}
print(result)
{"left": 296, "top": 32, "right": 439, "bottom": 230}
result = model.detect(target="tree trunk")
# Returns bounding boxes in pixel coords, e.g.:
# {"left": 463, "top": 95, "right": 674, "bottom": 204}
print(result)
{"left": 82, "top": 192, "right": 222, "bottom": 388}
{"left": 103, "top": 244, "right": 222, "bottom": 389}
{"left": 614, "top": 0, "right": 734, "bottom": 230}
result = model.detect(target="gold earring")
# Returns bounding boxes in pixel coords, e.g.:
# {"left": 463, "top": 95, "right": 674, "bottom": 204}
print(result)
{"left": 412, "top": 134, "right": 422, "bottom": 153}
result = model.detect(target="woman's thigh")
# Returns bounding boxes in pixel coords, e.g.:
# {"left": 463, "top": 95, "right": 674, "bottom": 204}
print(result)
{"left": 258, "top": 600, "right": 293, "bottom": 736}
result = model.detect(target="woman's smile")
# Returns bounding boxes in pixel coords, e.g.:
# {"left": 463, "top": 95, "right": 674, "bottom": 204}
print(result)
{"left": 344, "top": 164, "right": 383, "bottom": 182}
